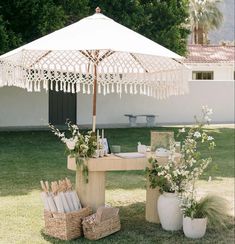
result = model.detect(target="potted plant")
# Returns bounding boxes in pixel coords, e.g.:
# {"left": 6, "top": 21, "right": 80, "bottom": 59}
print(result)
{"left": 49, "top": 120, "right": 98, "bottom": 182}
{"left": 181, "top": 194, "right": 229, "bottom": 239}
{"left": 147, "top": 152, "right": 185, "bottom": 231}
{"left": 146, "top": 106, "right": 216, "bottom": 231}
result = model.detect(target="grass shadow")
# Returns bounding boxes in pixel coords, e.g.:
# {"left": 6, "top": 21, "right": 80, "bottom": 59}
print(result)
{"left": 41, "top": 202, "right": 235, "bottom": 244}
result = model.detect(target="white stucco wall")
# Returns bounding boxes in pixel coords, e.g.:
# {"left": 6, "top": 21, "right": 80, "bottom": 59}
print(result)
{"left": 0, "top": 87, "right": 48, "bottom": 127}
{"left": 0, "top": 80, "right": 233, "bottom": 128}
{"left": 76, "top": 80, "right": 234, "bottom": 125}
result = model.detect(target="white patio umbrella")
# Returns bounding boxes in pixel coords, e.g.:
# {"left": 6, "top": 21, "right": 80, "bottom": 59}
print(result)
{"left": 0, "top": 7, "right": 188, "bottom": 131}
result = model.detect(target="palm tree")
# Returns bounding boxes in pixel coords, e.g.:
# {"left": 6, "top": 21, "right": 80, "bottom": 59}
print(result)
{"left": 189, "top": 0, "right": 224, "bottom": 44}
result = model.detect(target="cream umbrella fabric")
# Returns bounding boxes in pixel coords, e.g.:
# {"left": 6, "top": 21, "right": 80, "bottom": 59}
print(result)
{"left": 0, "top": 8, "right": 189, "bottom": 131}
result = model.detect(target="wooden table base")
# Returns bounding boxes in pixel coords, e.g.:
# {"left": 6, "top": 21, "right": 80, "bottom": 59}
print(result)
{"left": 76, "top": 170, "right": 106, "bottom": 211}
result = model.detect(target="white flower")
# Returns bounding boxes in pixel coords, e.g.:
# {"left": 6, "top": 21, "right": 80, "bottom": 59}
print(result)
{"left": 204, "top": 116, "right": 212, "bottom": 122}
{"left": 179, "top": 128, "right": 185, "bottom": 133}
{"left": 58, "top": 132, "right": 65, "bottom": 138}
{"left": 208, "top": 109, "right": 213, "bottom": 115}
{"left": 207, "top": 136, "right": 214, "bottom": 141}
{"left": 168, "top": 154, "right": 175, "bottom": 161}
{"left": 74, "top": 136, "right": 78, "bottom": 143}
{"left": 164, "top": 165, "right": 169, "bottom": 170}
{"left": 65, "top": 139, "right": 76, "bottom": 150}
{"left": 202, "top": 105, "right": 212, "bottom": 114}
{"left": 194, "top": 131, "right": 201, "bottom": 138}
{"left": 72, "top": 124, "right": 79, "bottom": 130}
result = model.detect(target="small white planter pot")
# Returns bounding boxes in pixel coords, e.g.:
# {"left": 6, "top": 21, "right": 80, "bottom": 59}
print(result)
{"left": 157, "top": 192, "right": 183, "bottom": 231}
{"left": 183, "top": 216, "right": 207, "bottom": 239}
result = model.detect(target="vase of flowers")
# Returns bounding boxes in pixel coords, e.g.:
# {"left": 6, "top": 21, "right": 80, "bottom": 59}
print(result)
{"left": 157, "top": 192, "right": 183, "bottom": 231}
{"left": 49, "top": 120, "right": 98, "bottom": 183}
{"left": 147, "top": 155, "right": 184, "bottom": 231}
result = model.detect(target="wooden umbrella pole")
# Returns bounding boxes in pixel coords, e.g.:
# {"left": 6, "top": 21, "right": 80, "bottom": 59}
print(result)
{"left": 92, "top": 63, "right": 97, "bottom": 132}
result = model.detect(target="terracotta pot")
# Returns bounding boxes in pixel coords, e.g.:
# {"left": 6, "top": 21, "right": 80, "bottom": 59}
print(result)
{"left": 157, "top": 192, "right": 183, "bottom": 231}
{"left": 183, "top": 216, "right": 207, "bottom": 239}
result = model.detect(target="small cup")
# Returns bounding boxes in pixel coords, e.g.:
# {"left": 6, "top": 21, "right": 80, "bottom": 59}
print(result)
{"left": 111, "top": 145, "right": 121, "bottom": 154}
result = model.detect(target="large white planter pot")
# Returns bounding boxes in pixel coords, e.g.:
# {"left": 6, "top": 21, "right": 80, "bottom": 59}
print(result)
{"left": 157, "top": 192, "right": 183, "bottom": 231}
{"left": 183, "top": 216, "right": 207, "bottom": 239}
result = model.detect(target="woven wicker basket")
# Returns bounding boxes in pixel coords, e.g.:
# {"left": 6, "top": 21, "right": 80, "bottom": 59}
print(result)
{"left": 44, "top": 207, "right": 92, "bottom": 240}
{"left": 82, "top": 214, "right": 121, "bottom": 240}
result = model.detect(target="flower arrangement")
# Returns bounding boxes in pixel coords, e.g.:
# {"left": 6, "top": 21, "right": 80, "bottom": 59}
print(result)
{"left": 146, "top": 106, "right": 216, "bottom": 194}
{"left": 147, "top": 106, "right": 230, "bottom": 236}
{"left": 49, "top": 120, "right": 98, "bottom": 182}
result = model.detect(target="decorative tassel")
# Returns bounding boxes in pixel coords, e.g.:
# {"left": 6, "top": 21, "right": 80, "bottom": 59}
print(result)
{"left": 76, "top": 82, "right": 80, "bottom": 93}
{"left": 124, "top": 84, "right": 128, "bottom": 93}
{"left": 119, "top": 83, "right": 122, "bottom": 94}
{"left": 147, "top": 86, "right": 150, "bottom": 96}
{"left": 130, "top": 84, "right": 133, "bottom": 94}
{"left": 143, "top": 85, "right": 146, "bottom": 95}
{"left": 87, "top": 85, "right": 91, "bottom": 94}
{"left": 134, "top": 84, "right": 137, "bottom": 94}
{"left": 50, "top": 80, "right": 53, "bottom": 90}
{"left": 55, "top": 81, "right": 59, "bottom": 91}
{"left": 103, "top": 84, "right": 106, "bottom": 95}
{"left": 64, "top": 82, "right": 68, "bottom": 93}
{"left": 83, "top": 84, "right": 86, "bottom": 94}
{"left": 43, "top": 80, "right": 47, "bottom": 90}
{"left": 72, "top": 83, "right": 75, "bottom": 93}
{"left": 111, "top": 83, "right": 114, "bottom": 93}
{"left": 28, "top": 81, "right": 32, "bottom": 92}
{"left": 116, "top": 83, "right": 119, "bottom": 93}
{"left": 106, "top": 84, "right": 110, "bottom": 94}
{"left": 98, "top": 83, "right": 101, "bottom": 94}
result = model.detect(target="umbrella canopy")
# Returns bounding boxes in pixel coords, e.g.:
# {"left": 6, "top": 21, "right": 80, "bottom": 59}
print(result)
{"left": 0, "top": 7, "right": 189, "bottom": 131}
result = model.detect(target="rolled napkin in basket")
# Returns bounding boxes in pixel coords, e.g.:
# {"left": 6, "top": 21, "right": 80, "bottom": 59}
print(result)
{"left": 64, "top": 191, "right": 76, "bottom": 211}
{"left": 40, "top": 192, "right": 50, "bottom": 211}
{"left": 58, "top": 180, "right": 71, "bottom": 213}
{"left": 51, "top": 181, "right": 65, "bottom": 213}
{"left": 40, "top": 180, "right": 57, "bottom": 212}
{"left": 47, "top": 193, "right": 58, "bottom": 212}
{"left": 40, "top": 178, "right": 82, "bottom": 213}
{"left": 65, "top": 178, "right": 82, "bottom": 211}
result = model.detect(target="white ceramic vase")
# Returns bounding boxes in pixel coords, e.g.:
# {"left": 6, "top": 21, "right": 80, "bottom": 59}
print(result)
{"left": 183, "top": 216, "right": 207, "bottom": 239}
{"left": 157, "top": 192, "right": 183, "bottom": 231}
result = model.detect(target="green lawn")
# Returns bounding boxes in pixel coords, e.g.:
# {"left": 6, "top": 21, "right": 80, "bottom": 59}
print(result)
{"left": 0, "top": 127, "right": 234, "bottom": 243}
